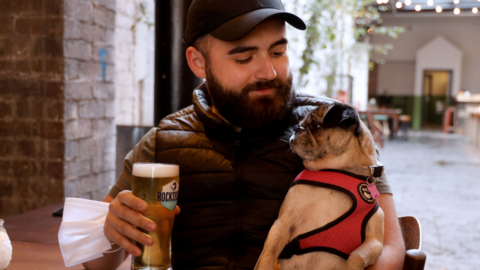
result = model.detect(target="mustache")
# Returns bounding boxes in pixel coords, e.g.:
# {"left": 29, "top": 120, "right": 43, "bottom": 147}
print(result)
{"left": 243, "top": 78, "right": 283, "bottom": 93}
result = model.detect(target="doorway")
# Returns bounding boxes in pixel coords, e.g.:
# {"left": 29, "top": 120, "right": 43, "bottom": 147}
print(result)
{"left": 421, "top": 70, "right": 452, "bottom": 128}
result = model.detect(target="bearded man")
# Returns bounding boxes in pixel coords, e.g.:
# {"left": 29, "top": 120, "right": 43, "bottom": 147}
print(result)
{"left": 84, "top": 0, "right": 405, "bottom": 269}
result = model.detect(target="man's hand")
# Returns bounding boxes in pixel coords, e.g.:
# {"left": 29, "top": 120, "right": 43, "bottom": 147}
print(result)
{"left": 103, "top": 191, "right": 181, "bottom": 257}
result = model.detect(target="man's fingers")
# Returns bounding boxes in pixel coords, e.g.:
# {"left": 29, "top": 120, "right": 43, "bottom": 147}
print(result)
{"left": 117, "top": 190, "right": 148, "bottom": 212}
{"left": 110, "top": 202, "right": 156, "bottom": 232}
{"left": 105, "top": 225, "right": 142, "bottom": 257}
{"left": 175, "top": 205, "right": 181, "bottom": 215}
{"left": 108, "top": 214, "right": 154, "bottom": 247}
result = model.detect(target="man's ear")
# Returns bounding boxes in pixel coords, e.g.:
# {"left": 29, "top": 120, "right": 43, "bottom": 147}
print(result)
{"left": 186, "top": 47, "right": 206, "bottom": 79}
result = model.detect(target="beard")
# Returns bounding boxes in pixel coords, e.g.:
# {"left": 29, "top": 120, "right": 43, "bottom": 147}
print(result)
{"left": 205, "top": 67, "right": 296, "bottom": 130}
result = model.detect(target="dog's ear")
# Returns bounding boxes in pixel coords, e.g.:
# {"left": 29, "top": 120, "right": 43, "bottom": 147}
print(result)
{"left": 322, "top": 103, "right": 359, "bottom": 131}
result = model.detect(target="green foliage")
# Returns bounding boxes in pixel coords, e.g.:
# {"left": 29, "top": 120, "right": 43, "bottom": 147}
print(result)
{"left": 292, "top": 0, "right": 404, "bottom": 84}
{"left": 131, "top": 2, "right": 154, "bottom": 30}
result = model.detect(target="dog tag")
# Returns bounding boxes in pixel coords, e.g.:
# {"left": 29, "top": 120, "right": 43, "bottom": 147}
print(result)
{"left": 367, "top": 184, "right": 380, "bottom": 200}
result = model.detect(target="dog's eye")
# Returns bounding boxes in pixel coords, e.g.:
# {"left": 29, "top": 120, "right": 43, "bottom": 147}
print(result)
{"left": 310, "top": 119, "right": 321, "bottom": 130}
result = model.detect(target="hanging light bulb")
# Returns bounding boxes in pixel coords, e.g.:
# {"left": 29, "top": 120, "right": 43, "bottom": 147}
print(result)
{"left": 427, "top": 0, "right": 434, "bottom": 6}
{"left": 396, "top": 1, "right": 403, "bottom": 8}
{"left": 415, "top": 4, "right": 422, "bottom": 11}
{"left": 453, "top": 0, "right": 460, "bottom": 4}
{"left": 384, "top": 0, "right": 390, "bottom": 3}
{"left": 454, "top": 7, "right": 461, "bottom": 14}
{"left": 473, "top": 7, "right": 479, "bottom": 13}
{"left": 436, "top": 5, "right": 443, "bottom": 12}
{"left": 377, "top": 0, "right": 383, "bottom": 4}
{"left": 405, "top": 0, "right": 412, "bottom": 5}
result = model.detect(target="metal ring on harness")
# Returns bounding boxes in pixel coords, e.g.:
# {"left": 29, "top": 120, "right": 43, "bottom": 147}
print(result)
{"left": 366, "top": 176, "right": 377, "bottom": 186}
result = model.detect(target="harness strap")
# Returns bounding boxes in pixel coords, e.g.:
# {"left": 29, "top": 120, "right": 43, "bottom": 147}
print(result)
{"left": 278, "top": 170, "right": 380, "bottom": 260}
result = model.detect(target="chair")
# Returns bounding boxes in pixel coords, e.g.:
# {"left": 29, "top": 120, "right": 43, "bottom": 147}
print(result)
{"left": 398, "top": 115, "right": 411, "bottom": 140}
{"left": 398, "top": 216, "right": 427, "bottom": 270}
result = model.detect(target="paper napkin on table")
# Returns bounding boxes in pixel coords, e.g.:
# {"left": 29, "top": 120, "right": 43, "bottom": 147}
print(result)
{"left": 58, "top": 197, "right": 112, "bottom": 267}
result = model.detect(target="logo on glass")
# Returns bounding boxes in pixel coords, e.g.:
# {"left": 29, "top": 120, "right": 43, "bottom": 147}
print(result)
{"left": 158, "top": 180, "right": 179, "bottom": 210}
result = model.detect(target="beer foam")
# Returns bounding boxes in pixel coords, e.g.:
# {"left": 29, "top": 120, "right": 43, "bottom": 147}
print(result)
{"left": 132, "top": 163, "right": 179, "bottom": 178}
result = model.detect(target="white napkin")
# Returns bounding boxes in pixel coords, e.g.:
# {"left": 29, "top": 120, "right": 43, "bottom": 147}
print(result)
{"left": 58, "top": 198, "right": 113, "bottom": 267}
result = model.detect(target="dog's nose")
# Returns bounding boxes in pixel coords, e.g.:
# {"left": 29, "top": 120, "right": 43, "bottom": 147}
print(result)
{"left": 294, "top": 125, "right": 305, "bottom": 134}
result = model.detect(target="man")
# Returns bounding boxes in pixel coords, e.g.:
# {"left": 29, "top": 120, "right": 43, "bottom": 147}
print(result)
{"left": 84, "top": 0, "right": 405, "bottom": 269}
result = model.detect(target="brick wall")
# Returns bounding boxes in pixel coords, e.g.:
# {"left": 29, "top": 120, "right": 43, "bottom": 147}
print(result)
{"left": 0, "top": 0, "right": 116, "bottom": 217}
{"left": 63, "top": 0, "right": 116, "bottom": 200}
{"left": 0, "top": 0, "right": 66, "bottom": 217}
{"left": 115, "top": 0, "right": 154, "bottom": 127}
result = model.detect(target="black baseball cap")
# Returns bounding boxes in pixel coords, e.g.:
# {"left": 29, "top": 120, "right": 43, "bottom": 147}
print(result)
{"left": 184, "top": 0, "right": 306, "bottom": 46}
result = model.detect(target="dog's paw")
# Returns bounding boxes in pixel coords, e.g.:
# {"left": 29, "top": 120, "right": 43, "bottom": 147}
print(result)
{"left": 345, "top": 255, "right": 366, "bottom": 270}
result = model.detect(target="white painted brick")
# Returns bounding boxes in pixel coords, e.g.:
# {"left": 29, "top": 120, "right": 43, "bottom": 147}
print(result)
{"left": 65, "top": 141, "right": 79, "bottom": 161}
{"left": 64, "top": 19, "right": 80, "bottom": 40}
{"left": 105, "top": 100, "right": 115, "bottom": 118}
{"left": 92, "top": 45, "right": 114, "bottom": 64}
{"left": 65, "top": 158, "right": 91, "bottom": 179}
{"left": 65, "top": 119, "right": 93, "bottom": 140}
{"left": 93, "top": 82, "right": 115, "bottom": 100}
{"left": 65, "top": 59, "right": 79, "bottom": 80}
{"left": 65, "top": 101, "right": 78, "bottom": 121}
{"left": 78, "top": 138, "right": 97, "bottom": 157}
{"left": 77, "top": 61, "right": 102, "bottom": 81}
{"left": 65, "top": 40, "right": 92, "bottom": 61}
{"left": 64, "top": 178, "right": 83, "bottom": 197}
{"left": 105, "top": 29, "right": 115, "bottom": 46}
{"left": 79, "top": 100, "right": 105, "bottom": 119}
{"left": 65, "top": 81, "right": 94, "bottom": 101}
{"left": 116, "top": 71, "right": 134, "bottom": 87}
{"left": 115, "top": 13, "right": 136, "bottom": 30}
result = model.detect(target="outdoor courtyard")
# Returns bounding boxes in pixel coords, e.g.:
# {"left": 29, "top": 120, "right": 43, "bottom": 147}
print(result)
{"left": 380, "top": 131, "right": 480, "bottom": 270}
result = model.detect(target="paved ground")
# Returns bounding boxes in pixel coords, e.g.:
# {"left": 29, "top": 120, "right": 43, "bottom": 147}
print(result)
{"left": 379, "top": 131, "right": 480, "bottom": 270}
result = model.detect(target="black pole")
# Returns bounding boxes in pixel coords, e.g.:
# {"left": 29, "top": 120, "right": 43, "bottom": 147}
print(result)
{"left": 154, "top": 0, "right": 202, "bottom": 126}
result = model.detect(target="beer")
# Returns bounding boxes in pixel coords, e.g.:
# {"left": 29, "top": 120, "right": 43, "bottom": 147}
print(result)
{"left": 131, "top": 163, "right": 179, "bottom": 270}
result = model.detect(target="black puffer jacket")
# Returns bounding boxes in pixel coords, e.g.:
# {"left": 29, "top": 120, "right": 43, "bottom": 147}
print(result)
{"left": 154, "top": 86, "right": 335, "bottom": 270}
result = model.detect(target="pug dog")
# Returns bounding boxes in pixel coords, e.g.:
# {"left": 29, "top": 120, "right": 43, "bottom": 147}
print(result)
{"left": 255, "top": 102, "right": 384, "bottom": 270}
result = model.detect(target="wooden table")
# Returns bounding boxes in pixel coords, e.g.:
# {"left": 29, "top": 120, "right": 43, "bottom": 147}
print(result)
{"left": 359, "top": 109, "right": 402, "bottom": 148}
{"left": 4, "top": 202, "right": 131, "bottom": 270}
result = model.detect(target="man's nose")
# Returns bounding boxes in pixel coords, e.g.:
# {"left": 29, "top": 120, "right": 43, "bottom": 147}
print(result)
{"left": 255, "top": 55, "right": 277, "bottom": 81}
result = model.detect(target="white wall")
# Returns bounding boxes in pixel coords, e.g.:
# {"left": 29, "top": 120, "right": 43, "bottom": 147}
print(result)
{"left": 372, "top": 15, "right": 480, "bottom": 95}
{"left": 377, "top": 61, "right": 415, "bottom": 96}
{"left": 115, "top": 0, "right": 155, "bottom": 127}
{"left": 415, "top": 36, "right": 462, "bottom": 97}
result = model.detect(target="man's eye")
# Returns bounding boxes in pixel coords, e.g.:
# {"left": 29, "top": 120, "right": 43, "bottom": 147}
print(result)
{"left": 236, "top": 57, "right": 252, "bottom": 64}
{"left": 272, "top": 52, "right": 284, "bottom": 57}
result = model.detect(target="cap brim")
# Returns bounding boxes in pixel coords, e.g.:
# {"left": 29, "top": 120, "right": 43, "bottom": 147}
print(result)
{"left": 209, "top": 8, "right": 306, "bottom": 42}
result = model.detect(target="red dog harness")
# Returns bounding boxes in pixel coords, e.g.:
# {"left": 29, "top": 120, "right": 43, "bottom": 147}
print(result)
{"left": 278, "top": 169, "right": 380, "bottom": 260}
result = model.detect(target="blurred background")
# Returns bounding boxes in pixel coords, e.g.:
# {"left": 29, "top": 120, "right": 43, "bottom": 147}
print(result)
{"left": 0, "top": 0, "right": 479, "bottom": 269}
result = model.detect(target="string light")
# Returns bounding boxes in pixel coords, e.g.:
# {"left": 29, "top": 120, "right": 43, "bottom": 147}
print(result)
{"left": 454, "top": 7, "right": 461, "bottom": 14}
{"left": 415, "top": 4, "right": 422, "bottom": 11}
{"left": 405, "top": 0, "right": 412, "bottom": 5}
{"left": 396, "top": 1, "right": 403, "bottom": 8}
{"left": 436, "top": 5, "right": 443, "bottom": 12}
{"left": 427, "top": 0, "right": 434, "bottom": 5}
{"left": 377, "top": 0, "right": 382, "bottom": 4}
{"left": 453, "top": 0, "right": 459, "bottom": 4}
{"left": 473, "top": 7, "right": 479, "bottom": 13}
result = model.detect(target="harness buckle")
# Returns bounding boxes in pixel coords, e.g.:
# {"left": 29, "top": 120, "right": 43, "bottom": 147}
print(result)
{"left": 369, "top": 165, "right": 384, "bottom": 178}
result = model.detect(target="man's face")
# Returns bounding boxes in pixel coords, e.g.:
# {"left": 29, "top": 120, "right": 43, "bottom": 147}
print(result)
{"left": 203, "top": 18, "right": 295, "bottom": 129}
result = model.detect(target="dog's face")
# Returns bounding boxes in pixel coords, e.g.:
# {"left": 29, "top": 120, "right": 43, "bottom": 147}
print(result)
{"left": 290, "top": 102, "right": 376, "bottom": 169}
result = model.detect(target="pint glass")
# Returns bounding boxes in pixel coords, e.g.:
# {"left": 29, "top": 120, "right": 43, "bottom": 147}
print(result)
{"left": 131, "top": 163, "right": 179, "bottom": 270}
